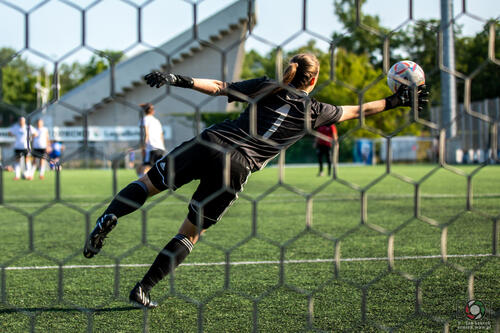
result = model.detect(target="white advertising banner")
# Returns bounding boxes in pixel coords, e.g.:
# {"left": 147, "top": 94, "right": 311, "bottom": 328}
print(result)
{"left": 378, "top": 136, "right": 433, "bottom": 161}
{"left": 0, "top": 126, "right": 172, "bottom": 143}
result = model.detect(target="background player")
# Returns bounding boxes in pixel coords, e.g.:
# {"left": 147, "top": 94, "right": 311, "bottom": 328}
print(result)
{"left": 314, "top": 124, "right": 338, "bottom": 176}
{"left": 31, "top": 118, "right": 51, "bottom": 179}
{"left": 8, "top": 116, "right": 35, "bottom": 180}
{"left": 137, "top": 103, "right": 166, "bottom": 177}
{"left": 83, "top": 53, "right": 429, "bottom": 308}
{"left": 49, "top": 140, "right": 64, "bottom": 170}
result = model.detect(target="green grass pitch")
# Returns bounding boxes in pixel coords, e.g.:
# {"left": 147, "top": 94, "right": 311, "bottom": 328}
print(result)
{"left": 0, "top": 164, "right": 499, "bottom": 332}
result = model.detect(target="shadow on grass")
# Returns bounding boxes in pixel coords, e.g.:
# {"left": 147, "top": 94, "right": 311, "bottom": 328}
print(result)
{"left": 0, "top": 306, "right": 142, "bottom": 314}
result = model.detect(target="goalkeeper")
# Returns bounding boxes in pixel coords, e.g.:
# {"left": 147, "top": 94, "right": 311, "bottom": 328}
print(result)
{"left": 83, "top": 53, "right": 429, "bottom": 308}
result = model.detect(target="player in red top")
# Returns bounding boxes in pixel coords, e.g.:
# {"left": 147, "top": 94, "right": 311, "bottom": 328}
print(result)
{"left": 315, "top": 124, "right": 338, "bottom": 176}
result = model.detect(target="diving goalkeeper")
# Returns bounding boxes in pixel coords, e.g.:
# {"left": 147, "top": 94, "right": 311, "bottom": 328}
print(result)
{"left": 83, "top": 53, "right": 429, "bottom": 308}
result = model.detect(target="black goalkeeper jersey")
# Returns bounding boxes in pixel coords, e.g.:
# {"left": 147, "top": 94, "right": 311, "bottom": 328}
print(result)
{"left": 205, "top": 77, "right": 343, "bottom": 171}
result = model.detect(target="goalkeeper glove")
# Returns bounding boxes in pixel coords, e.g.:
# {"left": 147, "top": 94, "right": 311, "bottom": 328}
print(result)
{"left": 384, "top": 84, "right": 429, "bottom": 111}
{"left": 144, "top": 71, "right": 194, "bottom": 89}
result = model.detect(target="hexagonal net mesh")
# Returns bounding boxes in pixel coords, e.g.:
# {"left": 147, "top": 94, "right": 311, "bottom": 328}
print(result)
{"left": 0, "top": 0, "right": 499, "bottom": 332}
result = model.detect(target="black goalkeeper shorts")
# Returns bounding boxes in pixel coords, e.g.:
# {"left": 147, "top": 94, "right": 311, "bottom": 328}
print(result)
{"left": 147, "top": 131, "right": 252, "bottom": 229}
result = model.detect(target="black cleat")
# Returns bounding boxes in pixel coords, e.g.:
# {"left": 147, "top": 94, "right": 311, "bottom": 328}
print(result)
{"left": 83, "top": 214, "right": 118, "bottom": 258}
{"left": 129, "top": 283, "right": 158, "bottom": 309}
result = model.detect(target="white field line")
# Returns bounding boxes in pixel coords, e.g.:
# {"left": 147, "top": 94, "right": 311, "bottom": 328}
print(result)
{"left": 3, "top": 253, "right": 493, "bottom": 271}
{"left": 2, "top": 193, "right": 499, "bottom": 208}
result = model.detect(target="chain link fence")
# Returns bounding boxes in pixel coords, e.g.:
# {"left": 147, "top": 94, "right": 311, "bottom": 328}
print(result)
{"left": 0, "top": 0, "right": 499, "bottom": 331}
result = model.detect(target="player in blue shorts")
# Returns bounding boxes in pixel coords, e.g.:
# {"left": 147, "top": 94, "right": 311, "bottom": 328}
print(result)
{"left": 83, "top": 53, "right": 429, "bottom": 308}
{"left": 49, "top": 141, "right": 64, "bottom": 169}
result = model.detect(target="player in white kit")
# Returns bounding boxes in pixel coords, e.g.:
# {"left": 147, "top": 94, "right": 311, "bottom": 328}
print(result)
{"left": 32, "top": 119, "right": 51, "bottom": 179}
{"left": 8, "top": 117, "right": 35, "bottom": 180}
{"left": 137, "top": 103, "right": 166, "bottom": 177}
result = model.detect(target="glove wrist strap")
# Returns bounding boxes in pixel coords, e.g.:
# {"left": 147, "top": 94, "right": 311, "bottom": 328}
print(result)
{"left": 173, "top": 74, "right": 194, "bottom": 88}
{"left": 384, "top": 94, "right": 400, "bottom": 110}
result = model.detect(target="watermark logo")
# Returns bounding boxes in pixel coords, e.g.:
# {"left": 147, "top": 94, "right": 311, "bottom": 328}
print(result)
{"left": 465, "top": 300, "right": 486, "bottom": 320}
{"left": 457, "top": 300, "right": 491, "bottom": 331}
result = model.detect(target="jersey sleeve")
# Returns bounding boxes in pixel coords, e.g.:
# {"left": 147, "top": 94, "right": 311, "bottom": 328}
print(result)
{"left": 311, "top": 100, "right": 343, "bottom": 129}
{"left": 226, "top": 76, "right": 272, "bottom": 103}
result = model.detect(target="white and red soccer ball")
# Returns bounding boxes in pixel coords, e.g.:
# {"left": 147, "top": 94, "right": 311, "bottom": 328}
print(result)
{"left": 387, "top": 60, "right": 425, "bottom": 93}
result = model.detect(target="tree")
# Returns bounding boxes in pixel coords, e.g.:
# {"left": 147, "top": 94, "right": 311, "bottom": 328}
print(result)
{"left": 0, "top": 48, "right": 38, "bottom": 125}
{"left": 396, "top": 19, "right": 499, "bottom": 104}
{"left": 332, "top": 0, "right": 392, "bottom": 66}
{"left": 454, "top": 21, "right": 500, "bottom": 101}
{"left": 59, "top": 50, "right": 125, "bottom": 96}
{"left": 0, "top": 48, "right": 125, "bottom": 126}
{"left": 58, "top": 61, "right": 85, "bottom": 95}
{"left": 240, "top": 49, "right": 273, "bottom": 79}
{"left": 332, "top": 0, "right": 499, "bottom": 115}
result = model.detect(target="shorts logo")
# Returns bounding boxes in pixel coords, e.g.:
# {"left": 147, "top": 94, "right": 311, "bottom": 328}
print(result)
{"left": 465, "top": 300, "right": 486, "bottom": 320}
{"left": 159, "top": 162, "right": 166, "bottom": 170}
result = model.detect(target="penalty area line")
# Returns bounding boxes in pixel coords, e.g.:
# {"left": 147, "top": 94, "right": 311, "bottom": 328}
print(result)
{"left": 2, "top": 253, "right": 493, "bottom": 271}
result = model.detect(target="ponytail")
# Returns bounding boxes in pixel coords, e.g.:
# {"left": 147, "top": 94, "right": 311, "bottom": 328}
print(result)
{"left": 282, "top": 54, "right": 319, "bottom": 90}
{"left": 251, "top": 53, "right": 319, "bottom": 98}
{"left": 283, "top": 62, "right": 299, "bottom": 85}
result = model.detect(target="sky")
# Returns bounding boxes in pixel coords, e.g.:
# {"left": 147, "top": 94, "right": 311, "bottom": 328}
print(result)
{"left": 0, "top": 0, "right": 498, "bottom": 69}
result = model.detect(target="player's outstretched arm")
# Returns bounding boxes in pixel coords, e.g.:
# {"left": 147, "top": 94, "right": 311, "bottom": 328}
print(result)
{"left": 192, "top": 78, "right": 229, "bottom": 96}
{"left": 143, "top": 71, "right": 228, "bottom": 96}
{"left": 338, "top": 85, "right": 429, "bottom": 122}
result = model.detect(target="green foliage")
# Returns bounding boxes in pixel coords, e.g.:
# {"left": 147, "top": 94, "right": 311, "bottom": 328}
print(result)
{"left": 389, "top": 19, "right": 500, "bottom": 108}
{"left": 241, "top": 2, "right": 498, "bottom": 162}
{"left": 281, "top": 135, "right": 316, "bottom": 164}
{"left": 0, "top": 48, "right": 38, "bottom": 124}
{"left": 454, "top": 21, "right": 500, "bottom": 101}
{"left": 396, "top": 20, "right": 441, "bottom": 90}
{"left": 58, "top": 61, "right": 84, "bottom": 95}
{"left": 59, "top": 50, "right": 124, "bottom": 95}
{"left": 0, "top": 48, "right": 125, "bottom": 125}
{"left": 240, "top": 49, "right": 274, "bottom": 80}
{"left": 330, "top": 1, "right": 499, "bottom": 106}
{"left": 332, "top": 0, "right": 390, "bottom": 64}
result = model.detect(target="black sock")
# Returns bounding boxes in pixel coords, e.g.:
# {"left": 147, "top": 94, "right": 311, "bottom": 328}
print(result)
{"left": 102, "top": 181, "right": 148, "bottom": 219}
{"left": 140, "top": 234, "right": 193, "bottom": 292}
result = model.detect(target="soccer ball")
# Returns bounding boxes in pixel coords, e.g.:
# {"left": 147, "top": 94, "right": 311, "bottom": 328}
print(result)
{"left": 387, "top": 60, "right": 425, "bottom": 93}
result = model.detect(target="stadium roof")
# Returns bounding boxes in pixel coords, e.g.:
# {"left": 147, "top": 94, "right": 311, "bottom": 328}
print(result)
{"left": 56, "top": 0, "right": 254, "bottom": 113}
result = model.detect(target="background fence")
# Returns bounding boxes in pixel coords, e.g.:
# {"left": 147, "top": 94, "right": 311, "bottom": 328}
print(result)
{"left": 430, "top": 97, "right": 500, "bottom": 163}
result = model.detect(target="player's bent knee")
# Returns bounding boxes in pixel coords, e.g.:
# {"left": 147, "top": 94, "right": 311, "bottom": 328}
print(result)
{"left": 187, "top": 207, "right": 220, "bottom": 230}
{"left": 178, "top": 218, "right": 205, "bottom": 245}
{"left": 138, "top": 174, "right": 162, "bottom": 196}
